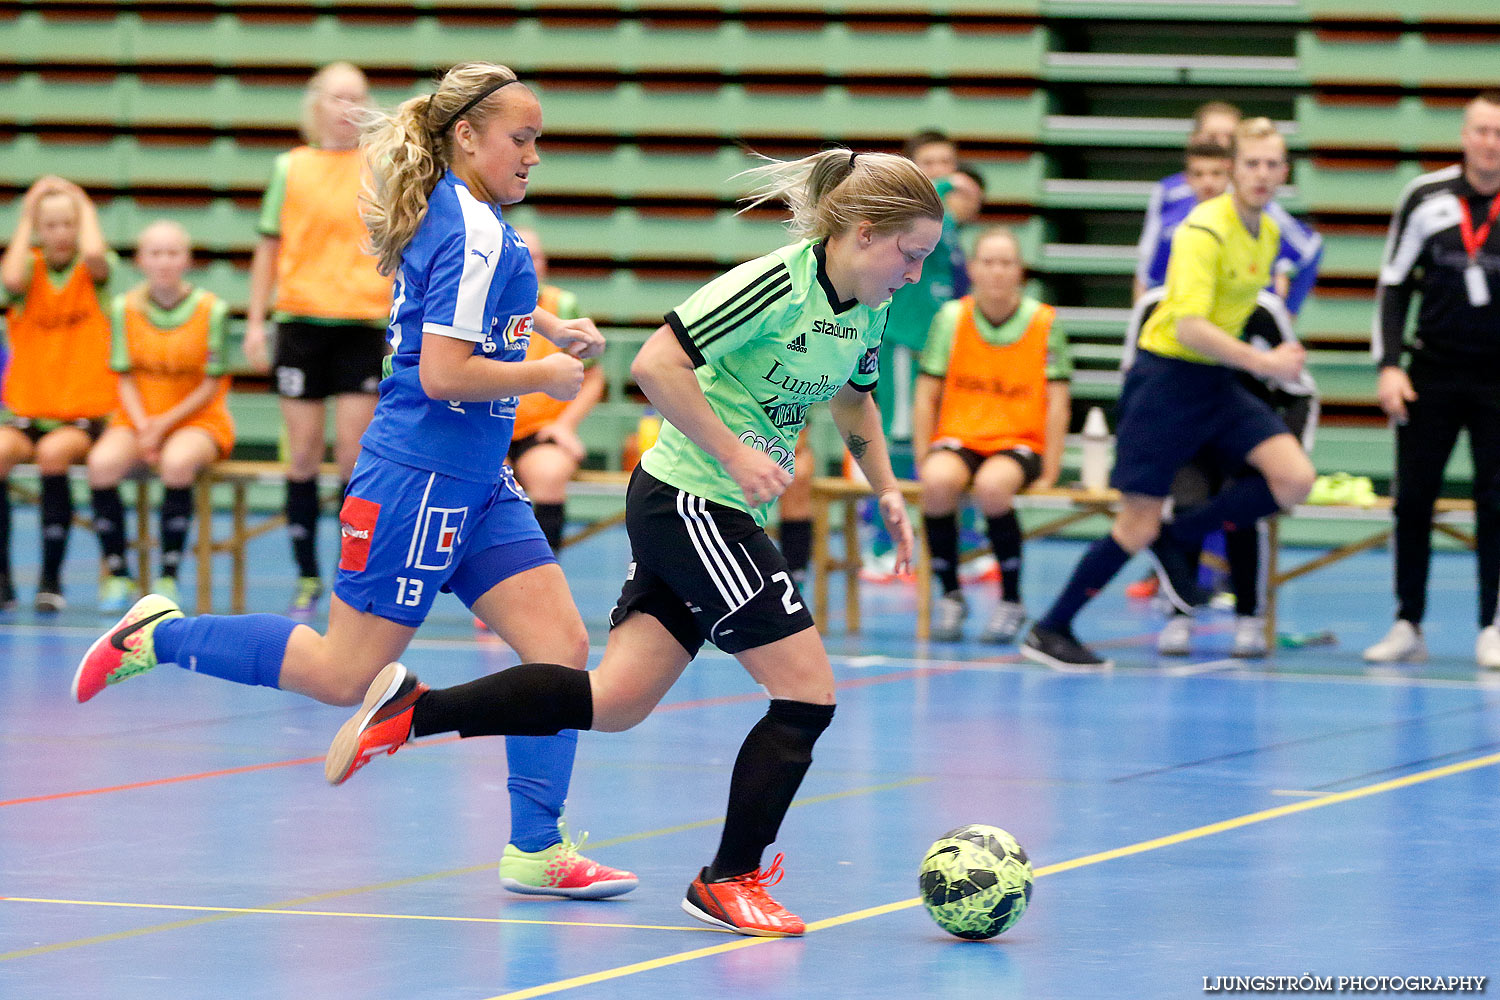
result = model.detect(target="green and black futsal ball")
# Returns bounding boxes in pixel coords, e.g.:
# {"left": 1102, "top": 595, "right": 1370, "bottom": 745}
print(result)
{"left": 918, "top": 824, "right": 1033, "bottom": 939}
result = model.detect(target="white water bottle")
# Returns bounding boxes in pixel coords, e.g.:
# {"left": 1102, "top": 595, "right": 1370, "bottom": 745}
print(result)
{"left": 1080, "top": 406, "right": 1110, "bottom": 491}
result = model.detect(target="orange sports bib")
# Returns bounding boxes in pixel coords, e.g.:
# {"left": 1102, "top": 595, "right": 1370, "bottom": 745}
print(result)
{"left": 3, "top": 250, "right": 116, "bottom": 419}
{"left": 932, "top": 296, "right": 1053, "bottom": 455}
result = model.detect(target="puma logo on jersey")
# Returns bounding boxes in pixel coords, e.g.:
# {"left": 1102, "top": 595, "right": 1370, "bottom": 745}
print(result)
{"left": 470, "top": 248, "right": 495, "bottom": 266}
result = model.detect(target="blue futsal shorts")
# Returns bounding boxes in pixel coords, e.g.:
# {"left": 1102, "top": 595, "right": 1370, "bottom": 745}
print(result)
{"left": 1110, "top": 349, "right": 1290, "bottom": 499}
{"left": 333, "top": 452, "right": 554, "bottom": 626}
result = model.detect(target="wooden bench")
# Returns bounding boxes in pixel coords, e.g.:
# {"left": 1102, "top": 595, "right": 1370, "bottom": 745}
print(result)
{"left": 190, "top": 459, "right": 342, "bottom": 614}
{"left": 191, "top": 464, "right": 634, "bottom": 614}
{"left": 809, "top": 477, "right": 1119, "bottom": 641}
{"left": 808, "top": 475, "right": 1479, "bottom": 646}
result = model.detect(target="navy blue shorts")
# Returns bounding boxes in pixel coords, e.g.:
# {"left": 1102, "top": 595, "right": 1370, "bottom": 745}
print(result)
{"left": 333, "top": 453, "right": 553, "bottom": 626}
{"left": 1110, "top": 350, "right": 1290, "bottom": 498}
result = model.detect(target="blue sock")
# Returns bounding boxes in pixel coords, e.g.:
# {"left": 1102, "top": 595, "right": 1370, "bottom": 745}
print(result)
{"left": 1038, "top": 534, "right": 1132, "bottom": 634}
{"left": 504, "top": 731, "right": 578, "bottom": 852}
{"left": 1167, "top": 475, "right": 1280, "bottom": 546}
{"left": 152, "top": 614, "right": 297, "bottom": 689}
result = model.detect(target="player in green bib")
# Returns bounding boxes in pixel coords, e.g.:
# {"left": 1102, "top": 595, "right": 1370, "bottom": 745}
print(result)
{"left": 325, "top": 148, "right": 945, "bottom": 937}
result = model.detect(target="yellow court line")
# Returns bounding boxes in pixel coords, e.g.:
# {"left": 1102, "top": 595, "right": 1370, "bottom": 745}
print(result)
{"left": 0, "top": 898, "right": 702, "bottom": 933}
{"left": 0, "top": 776, "right": 927, "bottom": 962}
{"left": 481, "top": 750, "right": 1500, "bottom": 1000}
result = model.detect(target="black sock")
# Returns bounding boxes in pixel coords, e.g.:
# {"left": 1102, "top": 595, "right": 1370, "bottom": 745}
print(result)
{"left": 411, "top": 662, "right": 592, "bottom": 738}
{"left": 707, "top": 699, "right": 835, "bottom": 880}
{"left": 40, "top": 474, "right": 73, "bottom": 591}
{"left": 1225, "top": 522, "right": 1263, "bottom": 617}
{"left": 533, "top": 502, "right": 565, "bottom": 552}
{"left": 778, "top": 518, "right": 812, "bottom": 576}
{"left": 986, "top": 511, "right": 1023, "bottom": 603}
{"left": 286, "top": 477, "right": 320, "bottom": 579}
{"left": 0, "top": 481, "right": 11, "bottom": 579}
{"left": 92, "top": 486, "right": 128, "bottom": 577}
{"left": 924, "top": 513, "right": 961, "bottom": 594}
{"left": 1038, "top": 533, "right": 1131, "bottom": 634}
{"left": 159, "top": 486, "right": 193, "bottom": 580}
{"left": 1167, "top": 475, "right": 1280, "bottom": 547}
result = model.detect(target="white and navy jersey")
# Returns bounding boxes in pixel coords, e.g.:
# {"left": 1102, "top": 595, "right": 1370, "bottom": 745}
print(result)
{"left": 1137, "top": 171, "right": 1324, "bottom": 314}
{"left": 1374, "top": 164, "right": 1500, "bottom": 371}
{"left": 359, "top": 170, "right": 539, "bottom": 483}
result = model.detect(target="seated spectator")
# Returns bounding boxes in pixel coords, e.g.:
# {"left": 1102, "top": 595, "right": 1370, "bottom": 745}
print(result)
{"left": 88, "top": 221, "right": 235, "bottom": 610}
{"left": 0, "top": 175, "right": 118, "bottom": 611}
{"left": 915, "top": 226, "right": 1072, "bottom": 643}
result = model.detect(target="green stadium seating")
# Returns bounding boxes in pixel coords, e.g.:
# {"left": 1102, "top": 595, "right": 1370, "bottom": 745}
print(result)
{"left": 9, "top": 11, "right": 1046, "bottom": 80}
{"left": 1315, "top": 228, "right": 1386, "bottom": 281}
{"left": 1042, "top": 0, "right": 1303, "bottom": 19}
{"left": 1304, "top": 349, "right": 1376, "bottom": 406}
{"left": 1296, "top": 293, "right": 1376, "bottom": 344}
{"left": 551, "top": 271, "right": 702, "bottom": 327}
{"left": 1303, "top": 0, "right": 1500, "bottom": 24}
{"left": 1043, "top": 53, "right": 1303, "bottom": 87}
{"left": 533, "top": 82, "right": 1047, "bottom": 144}
{"left": 1294, "top": 94, "right": 1463, "bottom": 153}
{"left": 1298, "top": 30, "right": 1500, "bottom": 89}
{"left": 1294, "top": 159, "right": 1423, "bottom": 214}
{"left": 0, "top": 134, "right": 131, "bottom": 189}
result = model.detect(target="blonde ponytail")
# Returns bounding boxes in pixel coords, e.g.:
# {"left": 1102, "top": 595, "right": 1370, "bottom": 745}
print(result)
{"left": 361, "top": 62, "right": 522, "bottom": 275}
{"left": 737, "top": 148, "right": 943, "bottom": 241}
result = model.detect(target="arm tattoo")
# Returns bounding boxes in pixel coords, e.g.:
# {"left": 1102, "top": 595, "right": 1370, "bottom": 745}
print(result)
{"left": 844, "top": 433, "right": 869, "bottom": 460}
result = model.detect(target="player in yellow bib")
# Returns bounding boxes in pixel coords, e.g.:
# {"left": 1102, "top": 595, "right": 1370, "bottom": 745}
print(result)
{"left": 1022, "top": 118, "right": 1317, "bottom": 670}
{"left": 915, "top": 226, "right": 1072, "bottom": 644}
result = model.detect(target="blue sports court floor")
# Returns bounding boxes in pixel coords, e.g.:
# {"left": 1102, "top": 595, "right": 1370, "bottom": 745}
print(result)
{"left": 2, "top": 507, "right": 1497, "bottom": 998}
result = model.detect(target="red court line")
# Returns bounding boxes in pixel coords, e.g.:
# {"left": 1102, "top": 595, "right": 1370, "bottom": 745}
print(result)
{"left": 5, "top": 634, "right": 1160, "bottom": 810}
{"left": 0, "top": 755, "right": 323, "bottom": 808}
{"left": 0, "top": 735, "right": 462, "bottom": 810}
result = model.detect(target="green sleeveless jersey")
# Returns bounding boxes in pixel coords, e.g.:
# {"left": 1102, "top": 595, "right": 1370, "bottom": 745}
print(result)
{"left": 645, "top": 239, "right": 887, "bottom": 524}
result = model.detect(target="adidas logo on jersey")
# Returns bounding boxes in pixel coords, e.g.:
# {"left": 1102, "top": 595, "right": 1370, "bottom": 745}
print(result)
{"left": 787, "top": 333, "right": 807, "bottom": 353}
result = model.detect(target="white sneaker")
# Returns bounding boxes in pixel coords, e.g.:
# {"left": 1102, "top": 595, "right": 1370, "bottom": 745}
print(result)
{"left": 1363, "top": 620, "right": 1427, "bottom": 663}
{"left": 1157, "top": 614, "right": 1192, "bottom": 657}
{"left": 1231, "top": 615, "right": 1268, "bottom": 659}
{"left": 931, "top": 591, "right": 967, "bottom": 642}
{"left": 979, "top": 601, "right": 1027, "bottom": 645}
{"left": 1476, "top": 625, "right": 1500, "bottom": 670}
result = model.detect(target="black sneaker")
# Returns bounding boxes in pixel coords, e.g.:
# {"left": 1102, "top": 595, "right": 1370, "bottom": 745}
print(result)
{"left": 1021, "top": 624, "right": 1114, "bottom": 671}
{"left": 1146, "top": 531, "right": 1207, "bottom": 615}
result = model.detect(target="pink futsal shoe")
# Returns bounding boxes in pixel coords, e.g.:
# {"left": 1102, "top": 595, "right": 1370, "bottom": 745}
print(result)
{"left": 499, "top": 828, "right": 639, "bottom": 899}
{"left": 72, "top": 594, "right": 184, "bottom": 703}
{"left": 325, "top": 662, "right": 428, "bottom": 785}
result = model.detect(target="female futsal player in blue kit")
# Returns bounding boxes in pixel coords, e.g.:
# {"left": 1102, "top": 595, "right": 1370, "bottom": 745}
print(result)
{"left": 73, "top": 62, "right": 636, "bottom": 899}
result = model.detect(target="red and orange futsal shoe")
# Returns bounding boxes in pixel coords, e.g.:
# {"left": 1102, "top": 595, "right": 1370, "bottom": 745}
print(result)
{"left": 325, "top": 662, "right": 428, "bottom": 785}
{"left": 682, "top": 853, "right": 805, "bottom": 937}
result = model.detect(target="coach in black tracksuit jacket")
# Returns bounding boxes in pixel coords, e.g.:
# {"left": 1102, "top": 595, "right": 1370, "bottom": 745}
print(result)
{"left": 1369, "top": 91, "right": 1500, "bottom": 668}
